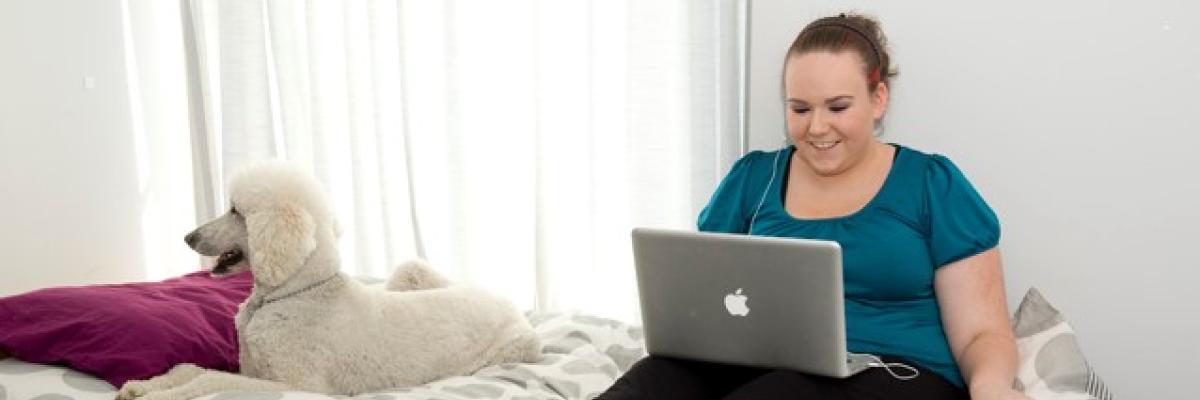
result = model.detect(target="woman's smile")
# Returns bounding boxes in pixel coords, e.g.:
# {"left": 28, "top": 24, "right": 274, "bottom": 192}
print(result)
{"left": 806, "top": 140, "right": 841, "bottom": 151}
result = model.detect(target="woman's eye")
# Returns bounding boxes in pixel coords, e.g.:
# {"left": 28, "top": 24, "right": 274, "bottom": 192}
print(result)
{"left": 830, "top": 105, "right": 849, "bottom": 113}
{"left": 790, "top": 108, "right": 810, "bottom": 114}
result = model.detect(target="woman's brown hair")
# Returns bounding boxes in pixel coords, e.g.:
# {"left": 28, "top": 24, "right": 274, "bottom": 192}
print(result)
{"left": 785, "top": 13, "right": 898, "bottom": 91}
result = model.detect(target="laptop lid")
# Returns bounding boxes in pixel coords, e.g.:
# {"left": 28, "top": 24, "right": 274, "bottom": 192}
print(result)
{"left": 632, "top": 227, "right": 866, "bottom": 378}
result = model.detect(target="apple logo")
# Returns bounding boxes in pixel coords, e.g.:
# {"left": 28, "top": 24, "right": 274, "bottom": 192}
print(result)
{"left": 724, "top": 288, "right": 750, "bottom": 316}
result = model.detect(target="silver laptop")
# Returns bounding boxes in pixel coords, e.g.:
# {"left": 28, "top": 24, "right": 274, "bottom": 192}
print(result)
{"left": 631, "top": 227, "right": 872, "bottom": 378}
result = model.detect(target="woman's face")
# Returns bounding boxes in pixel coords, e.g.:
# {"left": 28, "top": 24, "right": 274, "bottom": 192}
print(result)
{"left": 783, "top": 50, "right": 888, "bottom": 177}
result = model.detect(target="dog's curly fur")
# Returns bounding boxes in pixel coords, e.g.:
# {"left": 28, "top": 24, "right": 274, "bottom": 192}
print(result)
{"left": 117, "top": 161, "right": 541, "bottom": 399}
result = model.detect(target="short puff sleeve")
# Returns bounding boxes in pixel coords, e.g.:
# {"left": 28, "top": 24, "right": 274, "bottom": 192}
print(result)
{"left": 697, "top": 151, "right": 772, "bottom": 234}
{"left": 925, "top": 154, "right": 1000, "bottom": 267}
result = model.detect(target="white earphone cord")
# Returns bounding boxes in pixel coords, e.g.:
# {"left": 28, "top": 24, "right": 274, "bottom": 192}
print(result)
{"left": 747, "top": 146, "right": 785, "bottom": 235}
{"left": 865, "top": 355, "right": 920, "bottom": 380}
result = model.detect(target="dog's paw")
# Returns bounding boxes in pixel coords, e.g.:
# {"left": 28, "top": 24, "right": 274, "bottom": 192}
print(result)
{"left": 116, "top": 380, "right": 153, "bottom": 400}
{"left": 115, "top": 364, "right": 205, "bottom": 400}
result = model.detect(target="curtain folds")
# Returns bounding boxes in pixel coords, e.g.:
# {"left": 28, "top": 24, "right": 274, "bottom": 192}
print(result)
{"left": 184, "top": 0, "right": 743, "bottom": 322}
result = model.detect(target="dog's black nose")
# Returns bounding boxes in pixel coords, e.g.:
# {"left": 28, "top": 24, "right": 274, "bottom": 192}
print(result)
{"left": 184, "top": 231, "right": 199, "bottom": 247}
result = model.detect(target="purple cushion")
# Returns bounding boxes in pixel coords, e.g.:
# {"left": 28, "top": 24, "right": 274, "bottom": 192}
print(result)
{"left": 0, "top": 271, "right": 252, "bottom": 387}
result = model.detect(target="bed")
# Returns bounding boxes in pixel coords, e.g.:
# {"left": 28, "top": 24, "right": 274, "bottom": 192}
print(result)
{"left": 0, "top": 273, "right": 1114, "bottom": 400}
{"left": 0, "top": 311, "right": 646, "bottom": 400}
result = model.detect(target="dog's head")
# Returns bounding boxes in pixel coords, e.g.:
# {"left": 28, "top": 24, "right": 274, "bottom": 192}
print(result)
{"left": 185, "top": 161, "right": 335, "bottom": 287}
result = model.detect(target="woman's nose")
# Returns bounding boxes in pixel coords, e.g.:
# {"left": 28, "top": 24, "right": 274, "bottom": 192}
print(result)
{"left": 807, "top": 110, "right": 831, "bottom": 135}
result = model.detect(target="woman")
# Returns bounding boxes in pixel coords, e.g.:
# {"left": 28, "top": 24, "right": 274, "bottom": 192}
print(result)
{"left": 599, "top": 13, "right": 1029, "bottom": 400}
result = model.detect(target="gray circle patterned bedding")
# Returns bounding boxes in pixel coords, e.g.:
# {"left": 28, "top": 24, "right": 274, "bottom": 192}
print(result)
{"left": 0, "top": 311, "right": 647, "bottom": 400}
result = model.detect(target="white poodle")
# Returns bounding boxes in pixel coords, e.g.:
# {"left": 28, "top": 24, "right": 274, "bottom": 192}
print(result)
{"left": 117, "top": 161, "right": 541, "bottom": 399}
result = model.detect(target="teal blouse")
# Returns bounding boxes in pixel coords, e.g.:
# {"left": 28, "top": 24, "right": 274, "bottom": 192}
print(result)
{"left": 697, "top": 144, "right": 1000, "bottom": 388}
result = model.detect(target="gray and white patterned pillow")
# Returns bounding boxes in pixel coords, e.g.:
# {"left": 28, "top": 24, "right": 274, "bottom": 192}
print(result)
{"left": 1013, "top": 288, "right": 1115, "bottom": 400}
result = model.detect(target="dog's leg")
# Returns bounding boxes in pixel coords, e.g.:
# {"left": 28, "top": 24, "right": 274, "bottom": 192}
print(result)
{"left": 116, "top": 363, "right": 206, "bottom": 400}
{"left": 134, "top": 370, "right": 290, "bottom": 400}
{"left": 386, "top": 258, "right": 452, "bottom": 291}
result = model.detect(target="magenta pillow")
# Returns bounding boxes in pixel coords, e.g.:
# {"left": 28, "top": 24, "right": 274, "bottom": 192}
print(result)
{"left": 0, "top": 270, "right": 252, "bottom": 387}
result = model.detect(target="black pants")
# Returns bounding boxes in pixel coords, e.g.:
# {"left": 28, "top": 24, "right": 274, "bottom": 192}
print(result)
{"left": 596, "top": 355, "right": 970, "bottom": 400}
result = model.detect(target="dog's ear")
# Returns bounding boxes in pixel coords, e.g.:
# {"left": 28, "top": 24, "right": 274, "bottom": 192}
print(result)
{"left": 245, "top": 202, "right": 316, "bottom": 287}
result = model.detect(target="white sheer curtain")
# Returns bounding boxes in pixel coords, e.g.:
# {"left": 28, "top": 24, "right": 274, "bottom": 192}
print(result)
{"left": 186, "top": 0, "right": 742, "bottom": 322}
{"left": 120, "top": 0, "right": 199, "bottom": 281}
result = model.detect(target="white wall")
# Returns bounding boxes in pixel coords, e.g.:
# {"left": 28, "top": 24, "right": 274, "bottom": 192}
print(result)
{"left": 748, "top": 1, "right": 1199, "bottom": 398}
{"left": 0, "top": 0, "right": 194, "bottom": 296}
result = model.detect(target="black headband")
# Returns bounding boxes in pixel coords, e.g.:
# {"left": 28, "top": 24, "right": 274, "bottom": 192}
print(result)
{"left": 802, "top": 14, "right": 884, "bottom": 78}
